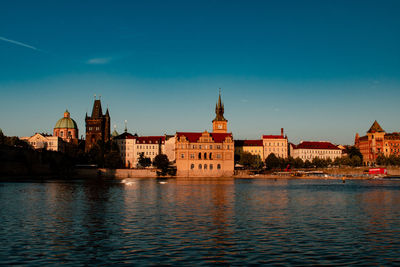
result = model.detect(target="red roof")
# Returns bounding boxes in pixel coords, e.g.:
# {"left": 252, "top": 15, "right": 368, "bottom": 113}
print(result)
{"left": 177, "top": 132, "right": 232, "bottom": 143}
{"left": 262, "top": 135, "right": 285, "bottom": 139}
{"left": 294, "top": 141, "right": 339, "bottom": 150}
{"left": 136, "top": 136, "right": 165, "bottom": 144}
{"left": 235, "top": 140, "right": 263, "bottom": 146}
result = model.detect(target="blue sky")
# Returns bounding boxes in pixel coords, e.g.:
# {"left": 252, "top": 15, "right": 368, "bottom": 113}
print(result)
{"left": 0, "top": 0, "right": 399, "bottom": 144}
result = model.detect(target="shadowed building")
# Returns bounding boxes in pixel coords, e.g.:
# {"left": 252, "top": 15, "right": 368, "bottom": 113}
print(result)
{"left": 85, "top": 97, "right": 110, "bottom": 151}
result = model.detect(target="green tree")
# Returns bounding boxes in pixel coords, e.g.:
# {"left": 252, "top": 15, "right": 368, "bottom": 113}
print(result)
{"left": 345, "top": 146, "right": 363, "bottom": 162}
{"left": 265, "top": 153, "right": 280, "bottom": 170}
{"left": 153, "top": 154, "right": 170, "bottom": 176}
{"left": 138, "top": 152, "right": 151, "bottom": 168}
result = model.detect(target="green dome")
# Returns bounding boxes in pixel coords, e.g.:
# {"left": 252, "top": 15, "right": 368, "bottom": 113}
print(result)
{"left": 54, "top": 110, "right": 78, "bottom": 129}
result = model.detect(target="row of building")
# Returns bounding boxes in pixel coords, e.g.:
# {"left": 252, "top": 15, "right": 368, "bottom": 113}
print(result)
{"left": 20, "top": 93, "right": 399, "bottom": 176}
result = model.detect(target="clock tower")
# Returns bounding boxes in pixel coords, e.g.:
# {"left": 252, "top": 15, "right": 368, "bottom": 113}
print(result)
{"left": 212, "top": 90, "right": 228, "bottom": 133}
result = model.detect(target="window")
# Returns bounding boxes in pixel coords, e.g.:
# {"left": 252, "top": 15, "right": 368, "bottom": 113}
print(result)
{"left": 217, "top": 145, "right": 221, "bottom": 149}
{"left": 191, "top": 164, "right": 194, "bottom": 169}
{"left": 209, "top": 153, "right": 212, "bottom": 160}
{"left": 198, "top": 153, "right": 202, "bottom": 159}
{"left": 199, "top": 145, "right": 202, "bottom": 149}
{"left": 181, "top": 153, "right": 185, "bottom": 159}
{"left": 199, "top": 164, "right": 202, "bottom": 169}
{"left": 216, "top": 154, "right": 221, "bottom": 159}
{"left": 190, "top": 154, "right": 195, "bottom": 159}
{"left": 210, "top": 164, "right": 213, "bottom": 170}
{"left": 60, "top": 132, "right": 63, "bottom": 137}
{"left": 204, "top": 164, "right": 208, "bottom": 170}
{"left": 217, "top": 164, "right": 221, "bottom": 170}
{"left": 210, "top": 145, "right": 213, "bottom": 149}
{"left": 204, "top": 152, "right": 207, "bottom": 159}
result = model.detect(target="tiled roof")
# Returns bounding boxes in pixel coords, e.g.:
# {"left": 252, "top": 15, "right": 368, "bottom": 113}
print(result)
{"left": 293, "top": 141, "right": 340, "bottom": 150}
{"left": 177, "top": 132, "right": 232, "bottom": 143}
{"left": 385, "top": 133, "right": 400, "bottom": 140}
{"left": 262, "top": 135, "right": 285, "bottom": 139}
{"left": 235, "top": 140, "right": 263, "bottom": 146}
{"left": 367, "top": 120, "right": 385, "bottom": 133}
{"left": 136, "top": 136, "right": 165, "bottom": 144}
{"left": 358, "top": 135, "right": 368, "bottom": 141}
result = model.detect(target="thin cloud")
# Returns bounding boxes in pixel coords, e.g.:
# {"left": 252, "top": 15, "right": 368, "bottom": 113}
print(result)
{"left": 87, "top": 57, "right": 112, "bottom": 65}
{"left": 0, "top": 36, "right": 40, "bottom": 51}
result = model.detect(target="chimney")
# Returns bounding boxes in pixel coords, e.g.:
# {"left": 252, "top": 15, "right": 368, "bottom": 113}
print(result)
{"left": 281, "top": 128, "right": 284, "bottom": 137}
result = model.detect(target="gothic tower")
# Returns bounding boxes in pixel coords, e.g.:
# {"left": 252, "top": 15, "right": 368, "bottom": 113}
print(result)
{"left": 212, "top": 90, "right": 228, "bottom": 133}
{"left": 85, "top": 97, "right": 111, "bottom": 151}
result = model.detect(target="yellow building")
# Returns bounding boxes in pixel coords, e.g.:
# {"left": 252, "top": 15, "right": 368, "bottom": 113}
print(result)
{"left": 175, "top": 92, "right": 234, "bottom": 177}
{"left": 235, "top": 140, "right": 263, "bottom": 159}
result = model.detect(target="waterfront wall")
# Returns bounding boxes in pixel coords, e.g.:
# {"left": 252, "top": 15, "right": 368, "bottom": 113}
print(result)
{"left": 75, "top": 168, "right": 158, "bottom": 179}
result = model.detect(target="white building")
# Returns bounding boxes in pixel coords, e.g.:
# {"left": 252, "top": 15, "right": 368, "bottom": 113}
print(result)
{"left": 262, "top": 128, "right": 288, "bottom": 159}
{"left": 114, "top": 133, "right": 171, "bottom": 168}
{"left": 20, "top": 133, "right": 65, "bottom": 152}
{"left": 291, "top": 141, "right": 342, "bottom": 161}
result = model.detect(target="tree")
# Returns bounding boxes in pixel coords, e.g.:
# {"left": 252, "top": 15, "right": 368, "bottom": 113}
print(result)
{"left": 138, "top": 152, "right": 151, "bottom": 168}
{"left": 153, "top": 154, "right": 170, "bottom": 176}
{"left": 345, "top": 146, "right": 363, "bottom": 162}
{"left": 265, "top": 153, "right": 280, "bottom": 170}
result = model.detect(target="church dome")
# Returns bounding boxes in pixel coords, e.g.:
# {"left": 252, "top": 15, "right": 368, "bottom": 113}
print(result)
{"left": 54, "top": 110, "right": 78, "bottom": 129}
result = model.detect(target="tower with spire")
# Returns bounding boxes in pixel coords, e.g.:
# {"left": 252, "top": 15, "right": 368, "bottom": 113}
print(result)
{"left": 212, "top": 89, "right": 228, "bottom": 133}
{"left": 85, "top": 95, "right": 111, "bottom": 151}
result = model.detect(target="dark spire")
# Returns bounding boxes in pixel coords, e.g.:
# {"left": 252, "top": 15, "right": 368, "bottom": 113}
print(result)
{"left": 91, "top": 99, "right": 103, "bottom": 118}
{"left": 105, "top": 107, "right": 110, "bottom": 117}
{"left": 213, "top": 89, "right": 226, "bottom": 121}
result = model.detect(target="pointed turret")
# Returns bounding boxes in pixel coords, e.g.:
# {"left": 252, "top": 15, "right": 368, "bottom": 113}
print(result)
{"left": 367, "top": 120, "right": 385, "bottom": 133}
{"left": 213, "top": 90, "right": 227, "bottom": 122}
{"left": 91, "top": 99, "right": 103, "bottom": 118}
{"left": 212, "top": 89, "right": 228, "bottom": 133}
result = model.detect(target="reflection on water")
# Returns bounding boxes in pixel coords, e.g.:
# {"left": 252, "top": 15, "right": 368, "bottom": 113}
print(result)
{"left": 0, "top": 178, "right": 400, "bottom": 265}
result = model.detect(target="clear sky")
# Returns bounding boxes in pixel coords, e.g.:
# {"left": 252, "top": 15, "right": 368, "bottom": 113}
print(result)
{"left": 0, "top": 0, "right": 399, "bottom": 145}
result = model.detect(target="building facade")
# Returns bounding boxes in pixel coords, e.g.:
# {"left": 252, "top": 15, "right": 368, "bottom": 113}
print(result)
{"left": 291, "top": 141, "right": 342, "bottom": 161}
{"left": 355, "top": 121, "right": 400, "bottom": 165}
{"left": 175, "top": 92, "right": 234, "bottom": 177}
{"left": 234, "top": 140, "right": 263, "bottom": 159}
{"left": 20, "top": 133, "right": 65, "bottom": 152}
{"left": 85, "top": 97, "right": 110, "bottom": 151}
{"left": 53, "top": 110, "right": 79, "bottom": 145}
{"left": 262, "top": 128, "right": 288, "bottom": 160}
{"left": 114, "top": 133, "right": 166, "bottom": 168}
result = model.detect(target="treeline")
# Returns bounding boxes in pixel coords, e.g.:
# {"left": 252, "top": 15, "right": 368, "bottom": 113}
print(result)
{"left": 376, "top": 154, "right": 400, "bottom": 166}
{"left": 235, "top": 146, "right": 364, "bottom": 170}
{"left": 0, "top": 129, "right": 75, "bottom": 177}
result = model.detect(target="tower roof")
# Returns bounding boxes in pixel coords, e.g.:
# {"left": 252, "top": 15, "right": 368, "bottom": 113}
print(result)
{"left": 54, "top": 110, "right": 78, "bottom": 129}
{"left": 213, "top": 90, "right": 227, "bottom": 122}
{"left": 367, "top": 120, "right": 385, "bottom": 133}
{"left": 91, "top": 99, "right": 103, "bottom": 118}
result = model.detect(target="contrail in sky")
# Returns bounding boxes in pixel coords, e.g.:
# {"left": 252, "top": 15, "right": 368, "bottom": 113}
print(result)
{"left": 0, "top": 36, "right": 40, "bottom": 51}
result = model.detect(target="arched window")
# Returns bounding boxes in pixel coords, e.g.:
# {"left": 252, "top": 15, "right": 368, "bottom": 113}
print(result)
{"left": 210, "top": 164, "right": 213, "bottom": 170}
{"left": 198, "top": 153, "right": 202, "bottom": 159}
{"left": 209, "top": 153, "right": 212, "bottom": 160}
{"left": 204, "top": 152, "right": 207, "bottom": 159}
{"left": 217, "top": 164, "right": 221, "bottom": 170}
{"left": 204, "top": 164, "right": 207, "bottom": 170}
{"left": 190, "top": 164, "right": 194, "bottom": 170}
{"left": 199, "top": 164, "right": 202, "bottom": 169}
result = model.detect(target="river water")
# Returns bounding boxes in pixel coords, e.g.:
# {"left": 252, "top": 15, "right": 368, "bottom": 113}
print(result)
{"left": 0, "top": 178, "right": 399, "bottom": 265}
